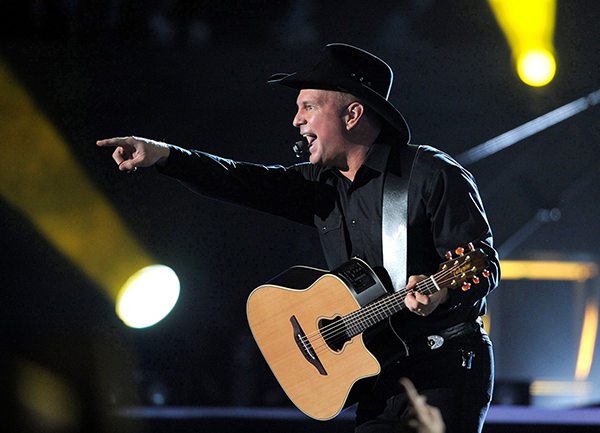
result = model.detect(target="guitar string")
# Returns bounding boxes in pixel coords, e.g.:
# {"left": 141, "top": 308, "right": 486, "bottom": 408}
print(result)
{"left": 317, "top": 274, "right": 457, "bottom": 347}
{"left": 294, "top": 256, "right": 484, "bottom": 354}
{"left": 299, "top": 264, "right": 458, "bottom": 348}
{"left": 313, "top": 283, "right": 433, "bottom": 350}
{"left": 305, "top": 273, "right": 463, "bottom": 356}
{"left": 317, "top": 256, "right": 485, "bottom": 343}
{"left": 298, "top": 263, "right": 478, "bottom": 355}
{"left": 308, "top": 263, "right": 460, "bottom": 343}
{"left": 337, "top": 261, "right": 483, "bottom": 338}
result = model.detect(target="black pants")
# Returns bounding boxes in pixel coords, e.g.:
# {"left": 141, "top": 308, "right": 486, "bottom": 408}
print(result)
{"left": 355, "top": 332, "right": 494, "bottom": 433}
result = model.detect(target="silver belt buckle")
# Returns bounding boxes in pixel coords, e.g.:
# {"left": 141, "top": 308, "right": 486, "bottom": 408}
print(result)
{"left": 427, "top": 335, "right": 444, "bottom": 350}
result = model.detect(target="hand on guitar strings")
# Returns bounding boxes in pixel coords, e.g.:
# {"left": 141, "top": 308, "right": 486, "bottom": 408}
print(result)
{"left": 404, "top": 275, "right": 449, "bottom": 317}
{"left": 400, "top": 378, "right": 445, "bottom": 433}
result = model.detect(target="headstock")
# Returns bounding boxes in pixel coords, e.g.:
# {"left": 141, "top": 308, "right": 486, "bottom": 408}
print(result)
{"left": 437, "top": 243, "right": 490, "bottom": 291}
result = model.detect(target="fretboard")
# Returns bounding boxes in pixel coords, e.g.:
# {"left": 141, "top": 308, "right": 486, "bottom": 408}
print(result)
{"left": 342, "top": 277, "right": 439, "bottom": 337}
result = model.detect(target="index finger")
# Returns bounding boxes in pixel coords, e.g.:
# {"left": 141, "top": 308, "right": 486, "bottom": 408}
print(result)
{"left": 96, "top": 137, "right": 129, "bottom": 147}
{"left": 400, "top": 378, "right": 420, "bottom": 402}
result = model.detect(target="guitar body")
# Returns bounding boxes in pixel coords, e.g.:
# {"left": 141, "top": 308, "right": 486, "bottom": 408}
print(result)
{"left": 247, "top": 270, "right": 381, "bottom": 420}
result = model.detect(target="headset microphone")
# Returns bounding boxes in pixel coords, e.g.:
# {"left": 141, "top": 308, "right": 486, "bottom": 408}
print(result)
{"left": 292, "top": 139, "right": 309, "bottom": 158}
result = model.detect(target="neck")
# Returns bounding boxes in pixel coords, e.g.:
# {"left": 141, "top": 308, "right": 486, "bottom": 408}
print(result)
{"left": 339, "top": 145, "right": 370, "bottom": 181}
{"left": 339, "top": 118, "right": 382, "bottom": 181}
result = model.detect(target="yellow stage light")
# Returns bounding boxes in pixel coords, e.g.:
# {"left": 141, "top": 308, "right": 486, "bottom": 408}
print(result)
{"left": 500, "top": 260, "right": 597, "bottom": 282}
{"left": 0, "top": 59, "right": 180, "bottom": 328}
{"left": 530, "top": 380, "right": 591, "bottom": 396}
{"left": 16, "top": 359, "right": 80, "bottom": 430}
{"left": 517, "top": 49, "right": 556, "bottom": 87}
{"left": 575, "top": 301, "right": 598, "bottom": 380}
{"left": 488, "top": 0, "right": 557, "bottom": 87}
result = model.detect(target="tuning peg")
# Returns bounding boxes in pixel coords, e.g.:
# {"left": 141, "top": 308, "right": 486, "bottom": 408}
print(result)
{"left": 455, "top": 246, "right": 465, "bottom": 256}
{"left": 482, "top": 270, "right": 490, "bottom": 278}
{"left": 468, "top": 242, "right": 475, "bottom": 251}
{"left": 445, "top": 251, "right": 453, "bottom": 260}
{"left": 472, "top": 276, "right": 480, "bottom": 284}
{"left": 461, "top": 282, "right": 471, "bottom": 292}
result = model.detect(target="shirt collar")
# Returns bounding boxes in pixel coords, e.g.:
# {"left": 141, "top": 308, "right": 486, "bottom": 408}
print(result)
{"left": 362, "top": 141, "right": 392, "bottom": 173}
{"left": 318, "top": 141, "right": 392, "bottom": 179}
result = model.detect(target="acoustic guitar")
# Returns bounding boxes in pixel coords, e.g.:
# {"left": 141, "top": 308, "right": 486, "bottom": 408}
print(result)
{"left": 246, "top": 245, "right": 488, "bottom": 420}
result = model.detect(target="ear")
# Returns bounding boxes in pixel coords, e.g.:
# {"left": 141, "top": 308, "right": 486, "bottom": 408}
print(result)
{"left": 344, "top": 102, "right": 365, "bottom": 130}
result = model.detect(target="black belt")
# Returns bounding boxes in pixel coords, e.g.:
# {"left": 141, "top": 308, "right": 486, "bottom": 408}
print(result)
{"left": 404, "top": 319, "right": 482, "bottom": 356}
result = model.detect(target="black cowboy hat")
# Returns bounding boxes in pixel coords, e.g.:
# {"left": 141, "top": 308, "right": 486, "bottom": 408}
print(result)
{"left": 268, "top": 43, "right": 410, "bottom": 144}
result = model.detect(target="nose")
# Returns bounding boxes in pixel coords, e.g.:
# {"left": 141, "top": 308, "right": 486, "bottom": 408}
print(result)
{"left": 292, "top": 109, "right": 305, "bottom": 128}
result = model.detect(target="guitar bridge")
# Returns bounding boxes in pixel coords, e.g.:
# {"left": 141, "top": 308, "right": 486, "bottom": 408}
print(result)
{"left": 290, "top": 315, "right": 327, "bottom": 376}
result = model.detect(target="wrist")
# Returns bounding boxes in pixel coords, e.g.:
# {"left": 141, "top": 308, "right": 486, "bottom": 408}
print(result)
{"left": 155, "top": 143, "right": 171, "bottom": 167}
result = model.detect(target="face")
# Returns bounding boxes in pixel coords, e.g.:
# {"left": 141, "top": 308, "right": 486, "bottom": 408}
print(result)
{"left": 292, "top": 89, "right": 348, "bottom": 167}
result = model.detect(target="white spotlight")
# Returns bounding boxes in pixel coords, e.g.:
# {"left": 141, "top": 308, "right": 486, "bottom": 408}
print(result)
{"left": 517, "top": 49, "right": 556, "bottom": 87}
{"left": 116, "top": 265, "right": 180, "bottom": 328}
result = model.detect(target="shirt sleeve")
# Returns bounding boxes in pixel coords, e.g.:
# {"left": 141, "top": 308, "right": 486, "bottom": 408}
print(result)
{"left": 156, "top": 144, "right": 318, "bottom": 226}
{"left": 423, "top": 152, "right": 500, "bottom": 310}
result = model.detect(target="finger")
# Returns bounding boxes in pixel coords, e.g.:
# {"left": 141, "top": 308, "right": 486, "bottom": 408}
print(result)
{"left": 406, "top": 275, "right": 419, "bottom": 290}
{"left": 428, "top": 406, "right": 442, "bottom": 420}
{"left": 400, "top": 378, "right": 420, "bottom": 402}
{"left": 407, "top": 274, "right": 428, "bottom": 289}
{"left": 413, "top": 291, "right": 430, "bottom": 305}
{"left": 404, "top": 292, "right": 418, "bottom": 311}
{"left": 404, "top": 293, "right": 427, "bottom": 315}
{"left": 118, "top": 158, "right": 142, "bottom": 172}
{"left": 97, "top": 137, "right": 130, "bottom": 147}
{"left": 112, "top": 147, "right": 127, "bottom": 165}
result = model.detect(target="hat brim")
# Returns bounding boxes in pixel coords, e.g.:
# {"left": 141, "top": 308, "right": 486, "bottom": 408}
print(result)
{"left": 268, "top": 72, "right": 411, "bottom": 145}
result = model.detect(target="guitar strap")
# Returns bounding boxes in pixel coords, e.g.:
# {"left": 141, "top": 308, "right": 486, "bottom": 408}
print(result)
{"left": 382, "top": 144, "right": 421, "bottom": 292}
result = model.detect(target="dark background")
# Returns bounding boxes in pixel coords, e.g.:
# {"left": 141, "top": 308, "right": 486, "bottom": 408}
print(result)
{"left": 1, "top": 1, "right": 600, "bottom": 431}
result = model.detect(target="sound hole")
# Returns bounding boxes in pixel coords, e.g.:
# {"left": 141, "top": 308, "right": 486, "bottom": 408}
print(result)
{"left": 319, "top": 316, "right": 350, "bottom": 352}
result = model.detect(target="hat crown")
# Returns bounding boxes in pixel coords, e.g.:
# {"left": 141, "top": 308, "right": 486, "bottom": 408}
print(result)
{"left": 323, "top": 43, "right": 393, "bottom": 100}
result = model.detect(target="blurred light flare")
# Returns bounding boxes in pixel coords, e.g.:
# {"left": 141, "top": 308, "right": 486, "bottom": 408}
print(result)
{"left": 500, "top": 260, "right": 598, "bottom": 282}
{"left": 0, "top": 59, "right": 180, "bottom": 328}
{"left": 16, "top": 359, "right": 80, "bottom": 429}
{"left": 498, "top": 260, "right": 598, "bottom": 389}
{"left": 488, "top": 0, "right": 557, "bottom": 87}
{"left": 530, "top": 380, "right": 592, "bottom": 397}
{"left": 575, "top": 301, "right": 598, "bottom": 380}
{"left": 117, "top": 265, "right": 180, "bottom": 328}
{"left": 517, "top": 49, "right": 556, "bottom": 87}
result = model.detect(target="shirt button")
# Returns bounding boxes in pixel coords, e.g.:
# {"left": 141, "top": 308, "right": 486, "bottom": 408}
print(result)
{"left": 351, "top": 219, "right": 357, "bottom": 225}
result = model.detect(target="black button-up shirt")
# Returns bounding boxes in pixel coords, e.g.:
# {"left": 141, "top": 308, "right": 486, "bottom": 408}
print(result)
{"left": 159, "top": 141, "right": 499, "bottom": 337}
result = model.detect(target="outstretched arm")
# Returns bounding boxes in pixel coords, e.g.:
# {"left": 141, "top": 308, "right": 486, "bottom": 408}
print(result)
{"left": 96, "top": 135, "right": 319, "bottom": 226}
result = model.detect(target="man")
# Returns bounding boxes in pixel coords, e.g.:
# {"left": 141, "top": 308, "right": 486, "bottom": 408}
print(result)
{"left": 98, "top": 43, "right": 499, "bottom": 432}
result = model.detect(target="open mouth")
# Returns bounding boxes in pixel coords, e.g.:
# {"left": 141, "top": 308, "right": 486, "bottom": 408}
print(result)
{"left": 302, "top": 134, "right": 317, "bottom": 149}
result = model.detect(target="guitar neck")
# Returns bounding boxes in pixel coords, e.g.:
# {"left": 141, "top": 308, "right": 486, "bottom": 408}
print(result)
{"left": 342, "top": 277, "right": 439, "bottom": 337}
{"left": 336, "top": 248, "right": 486, "bottom": 339}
